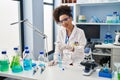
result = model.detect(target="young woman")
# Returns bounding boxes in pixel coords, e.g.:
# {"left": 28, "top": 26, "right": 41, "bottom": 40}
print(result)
{"left": 49, "top": 5, "right": 87, "bottom": 66}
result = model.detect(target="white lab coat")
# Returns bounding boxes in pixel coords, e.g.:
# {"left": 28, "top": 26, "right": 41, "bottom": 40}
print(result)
{"left": 54, "top": 26, "right": 87, "bottom": 65}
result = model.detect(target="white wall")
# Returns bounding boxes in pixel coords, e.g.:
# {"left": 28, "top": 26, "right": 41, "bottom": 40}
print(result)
{"left": 0, "top": 0, "right": 21, "bottom": 56}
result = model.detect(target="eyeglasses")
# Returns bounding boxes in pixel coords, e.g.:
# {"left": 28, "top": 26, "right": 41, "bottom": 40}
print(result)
{"left": 58, "top": 17, "right": 70, "bottom": 24}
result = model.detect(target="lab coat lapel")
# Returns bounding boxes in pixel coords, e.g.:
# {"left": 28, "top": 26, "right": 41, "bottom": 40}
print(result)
{"left": 69, "top": 26, "right": 77, "bottom": 41}
{"left": 63, "top": 28, "right": 67, "bottom": 43}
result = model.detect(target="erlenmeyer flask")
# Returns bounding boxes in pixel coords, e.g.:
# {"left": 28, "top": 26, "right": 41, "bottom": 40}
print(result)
{"left": 10, "top": 47, "right": 23, "bottom": 73}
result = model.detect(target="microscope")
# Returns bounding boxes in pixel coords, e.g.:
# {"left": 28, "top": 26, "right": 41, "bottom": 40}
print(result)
{"left": 80, "top": 44, "right": 98, "bottom": 76}
{"left": 113, "top": 30, "right": 120, "bottom": 46}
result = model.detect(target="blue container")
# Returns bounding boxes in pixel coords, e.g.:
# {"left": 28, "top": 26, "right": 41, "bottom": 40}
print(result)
{"left": 98, "top": 70, "right": 112, "bottom": 78}
{"left": 23, "top": 50, "right": 32, "bottom": 71}
{"left": 104, "top": 32, "right": 113, "bottom": 44}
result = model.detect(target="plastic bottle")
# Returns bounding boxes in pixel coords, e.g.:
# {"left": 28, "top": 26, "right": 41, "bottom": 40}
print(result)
{"left": 58, "top": 53, "right": 64, "bottom": 70}
{"left": 104, "top": 36, "right": 108, "bottom": 44}
{"left": 104, "top": 31, "right": 113, "bottom": 44}
{"left": 58, "top": 53, "right": 62, "bottom": 68}
{"left": 38, "top": 51, "right": 45, "bottom": 65}
{"left": 38, "top": 51, "right": 45, "bottom": 73}
{"left": 10, "top": 47, "right": 23, "bottom": 73}
{"left": 0, "top": 51, "right": 9, "bottom": 72}
{"left": 23, "top": 50, "right": 32, "bottom": 71}
{"left": 108, "top": 35, "right": 113, "bottom": 44}
{"left": 112, "top": 12, "right": 118, "bottom": 23}
{"left": 106, "top": 14, "right": 113, "bottom": 23}
{"left": 23, "top": 46, "right": 29, "bottom": 58}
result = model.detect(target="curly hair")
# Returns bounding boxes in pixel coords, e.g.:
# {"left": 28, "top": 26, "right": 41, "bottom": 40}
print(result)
{"left": 53, "top": 5, "right": 72, "bottom": 23}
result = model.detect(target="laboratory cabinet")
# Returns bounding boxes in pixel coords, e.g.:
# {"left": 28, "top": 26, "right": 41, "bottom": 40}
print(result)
{"left": 93, "top": 44, "right": 120, "bottom": 70}
{"left": 61, "top": 2, "right": 120, "bottom": 69}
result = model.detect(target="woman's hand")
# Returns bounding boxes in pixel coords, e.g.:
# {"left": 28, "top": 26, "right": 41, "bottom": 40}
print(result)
{"left": 61, "top": 44, "right": 74, "bottom": 51}
{"left": 48, "top": 60, "right": 58, "bottom": 66}
{"left": 65, "top": 44, "right": 74, "bottom": 51}
{"left": 56, "top": 42, "right": 74, "bottom": 51}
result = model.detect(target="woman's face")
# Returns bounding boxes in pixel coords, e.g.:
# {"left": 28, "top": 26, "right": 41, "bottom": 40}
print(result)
{"left": 59, "top": 14, "right": 72, "bottom": 29}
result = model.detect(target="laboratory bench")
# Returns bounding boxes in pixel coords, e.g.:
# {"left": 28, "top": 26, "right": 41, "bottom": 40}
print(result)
{"left": 1, "top": 44, "right": 120, "bottom": 80}
{"left": 0, "top": 64, "right": 113, "bottom": 80}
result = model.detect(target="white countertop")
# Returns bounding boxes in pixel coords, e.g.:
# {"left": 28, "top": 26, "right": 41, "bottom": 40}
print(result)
{"left": 0, "top": 65, "right": 112, "bottom": 80}
{"left": 0, "top": 70, "right": 37, "bottom": 80}
{"left": 41, "top": 66, "right": 111, "bottom": 80}
{"left": 95, "top": 43, "right": 120, "bottom": 48}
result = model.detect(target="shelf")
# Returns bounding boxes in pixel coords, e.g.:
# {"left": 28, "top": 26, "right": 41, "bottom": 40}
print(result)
{"left": 76, "top": 23, "right": 120, "bottom": 26}
{"left": 61, "top": 1, "right": 120, "bottom": 6}
{"left": 92, "top": 52, "right": 111, "bottom": 56}
{"left": 95, "top": 44, "right": 120, "bottom": 49}
{"left": 61, "top": 2, "right": 120, "bottom": 26}
{"left": 78, "top": 1, "right": 120, "bottom": 6}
